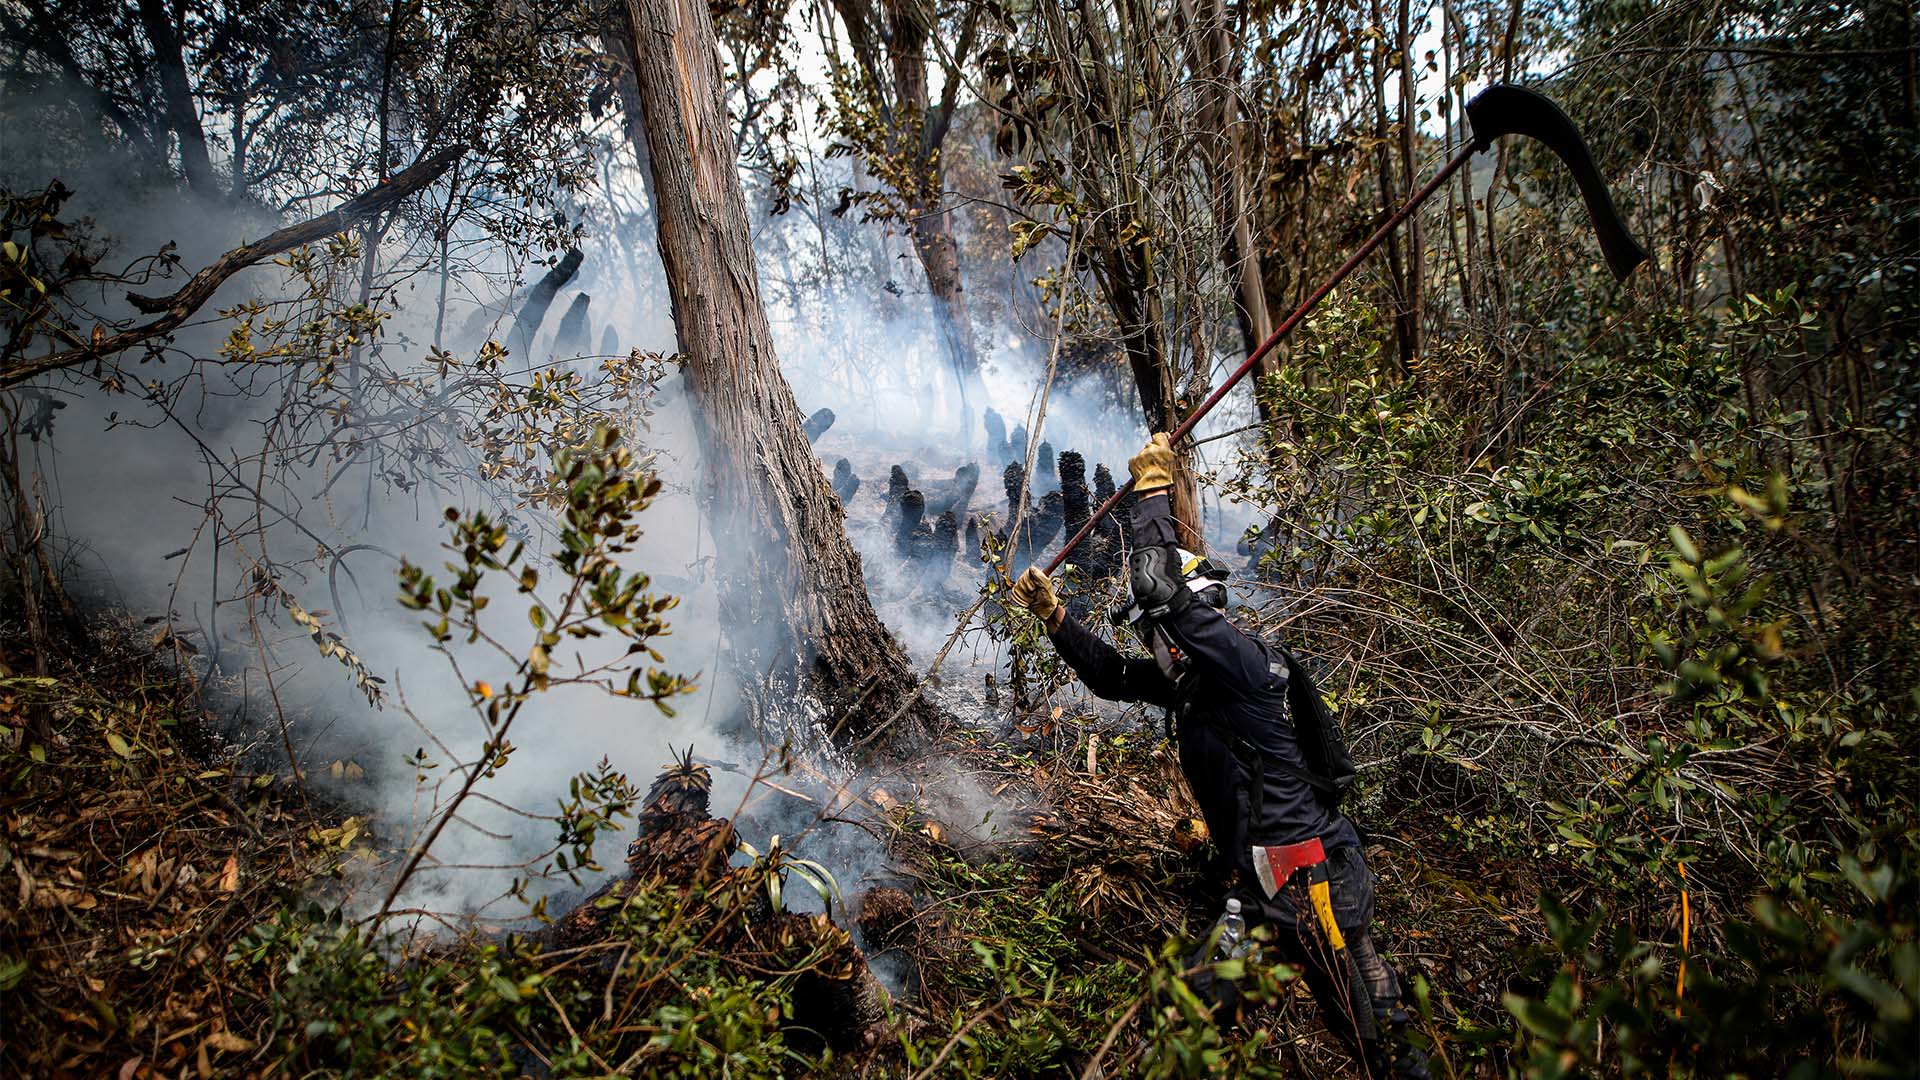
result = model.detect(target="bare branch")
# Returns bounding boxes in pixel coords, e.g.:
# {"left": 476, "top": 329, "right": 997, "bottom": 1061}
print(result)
{"left": 1, "top": 145, "right": 466, "bottom": 390}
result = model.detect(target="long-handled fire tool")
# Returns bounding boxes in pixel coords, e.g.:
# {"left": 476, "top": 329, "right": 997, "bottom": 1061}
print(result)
{"left": 1042, "top": 83, "right": 1650, "bottom": 576}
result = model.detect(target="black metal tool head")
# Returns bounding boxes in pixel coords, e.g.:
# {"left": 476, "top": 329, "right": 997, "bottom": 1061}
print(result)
{"left": 1467, "top": 83, "right": 1651, "bottom": 281}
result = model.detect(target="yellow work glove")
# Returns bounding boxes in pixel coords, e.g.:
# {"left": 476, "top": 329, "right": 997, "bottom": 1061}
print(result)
{"left": 1128, "top": 432, "right": 1177, "bottom": 494}
{"left": 1010, "top": 567, "right": 1061, "bottom": 625}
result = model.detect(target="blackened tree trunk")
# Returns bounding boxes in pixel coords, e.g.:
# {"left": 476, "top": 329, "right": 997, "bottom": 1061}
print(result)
{"left": 614, "top": 0, "right": 921, "bottom": 737}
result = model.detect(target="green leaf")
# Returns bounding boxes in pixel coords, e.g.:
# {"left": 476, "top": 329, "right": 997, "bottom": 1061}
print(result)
{"left": 1669, "top": 525, "right": 1700, "bottom": 563}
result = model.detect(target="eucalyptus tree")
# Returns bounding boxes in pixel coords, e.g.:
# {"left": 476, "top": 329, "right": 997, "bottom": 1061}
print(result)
{"left": 605, "top": 0, "right": 926, "bottom": 738}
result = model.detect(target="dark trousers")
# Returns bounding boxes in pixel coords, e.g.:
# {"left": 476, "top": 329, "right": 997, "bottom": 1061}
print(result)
{"left": 1240, "top": 845, "right": 1427, "bottom": 1076}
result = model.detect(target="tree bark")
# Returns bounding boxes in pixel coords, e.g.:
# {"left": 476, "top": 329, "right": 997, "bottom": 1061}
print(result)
{"left": 1367, "top": 0, "right": 1414, "bottom": 377}
{"left": 614, "top": 0, "right": 922, "bottom": 737}
{"left": 1395, "top": 0, "right": 1423, "bottom": 360}
{"left": 1181, "top": 0, "right": 1283, "bottom": 449}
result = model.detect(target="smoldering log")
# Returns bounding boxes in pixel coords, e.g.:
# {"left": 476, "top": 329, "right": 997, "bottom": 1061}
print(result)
{"left": 509, "top": 247, "right": 584, "bottom": 354}
{"left": 551, "top": 293, "right": 592, "bottom": 356}
{"left": 1036, "top": 441, "right": 1055, "bottom": 490}
{"left": 831, "top": 458, "right": 860, "bottom": 506}
{"left": 600, "top": 324, "right": 621, "bottom": 357}
{"left": 1008, "top": 423, "right": 1028, "bottom": 465}
{"left": 804, "top": 407, "right": 836, "bottom": 442}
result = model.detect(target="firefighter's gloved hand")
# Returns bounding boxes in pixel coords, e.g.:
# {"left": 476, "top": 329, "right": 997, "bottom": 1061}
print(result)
{"left": 1011, "top": 567, "right": 1061, "bottom": 625}
{"left": 1129, "top": 544, "right": 1193, "bottom": 618}
{"left": 1128, "top": 432, "right": 1177, "bottom": 494}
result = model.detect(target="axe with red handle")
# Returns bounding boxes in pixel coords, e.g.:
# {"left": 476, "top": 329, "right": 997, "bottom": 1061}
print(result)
{"left": 1042, "top": 83, "right": 1649, "bottom": 575}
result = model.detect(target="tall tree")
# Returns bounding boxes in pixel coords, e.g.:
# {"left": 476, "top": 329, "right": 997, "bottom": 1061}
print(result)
{"left": 987, "top": 0, "right": 1238, "bottom": 544}
{"left": 610, "top": 0, "right": 922, "bottom": 735}
{"left": 819, "top": 0, "right": 987, "bottom": 436}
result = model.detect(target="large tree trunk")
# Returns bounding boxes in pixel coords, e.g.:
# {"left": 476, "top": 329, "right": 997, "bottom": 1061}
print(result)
{"left": 136, "top": 0, "right": 216, "bottom": 197}
{"left": 910, "top": 206, "right": 983, "bottom": 431}
{"left": 615, "top": 0, "right": 922, "bottom": 738}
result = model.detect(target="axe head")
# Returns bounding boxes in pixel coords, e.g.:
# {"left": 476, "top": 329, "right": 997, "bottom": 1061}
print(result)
{"left": 1467, "top": 83, "right": 1651, "bottom": 281}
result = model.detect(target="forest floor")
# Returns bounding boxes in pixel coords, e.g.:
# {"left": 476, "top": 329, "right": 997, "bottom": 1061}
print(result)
{"left": 0, "top": 616, "right": 348, "bottom": 1077}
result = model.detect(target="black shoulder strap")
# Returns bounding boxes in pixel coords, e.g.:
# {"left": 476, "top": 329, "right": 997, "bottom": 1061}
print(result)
{"left": 1267, "top": 754, "right": 1346, "bottom": 799}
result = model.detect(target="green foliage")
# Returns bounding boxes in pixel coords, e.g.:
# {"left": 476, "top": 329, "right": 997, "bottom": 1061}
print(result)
{"left": 895, "top": 850, "right": 1301, "bottom": 1077}
{"left": 229, "top": 907, "right": 523, "bottom": 1076}
{"left": 1505, "top": 848, "right": 1917, "bottom": 1079}
{"left": 229, "top": 881, "right": 806, "bottom": 1078}
{"left": 384, "top": 424, "right": 693, "bottom": 918}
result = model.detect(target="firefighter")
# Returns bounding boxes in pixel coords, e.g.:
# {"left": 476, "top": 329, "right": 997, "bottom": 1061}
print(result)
{"left": 1010, "top": 433, "right": 1429, "bottom": 1078}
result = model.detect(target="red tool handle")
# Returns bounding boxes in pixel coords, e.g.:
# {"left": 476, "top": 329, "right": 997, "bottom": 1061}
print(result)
{"left": 1042, "top": 143, "right": 1477, "bottom": 575}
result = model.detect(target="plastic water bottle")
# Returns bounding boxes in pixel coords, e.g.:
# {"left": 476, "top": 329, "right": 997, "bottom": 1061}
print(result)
{"left": 1217, "top": 898, "right": 1247, "bottom": 959}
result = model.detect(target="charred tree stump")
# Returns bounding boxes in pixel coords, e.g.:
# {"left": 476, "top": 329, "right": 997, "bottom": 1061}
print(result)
{"left": 1060, "top": 451, "right": 1090, "bottom": 538}
{"left": 924, "top": 463, "right": 978, "bottom": 518}
{"left": 831, "top": 458, "right": 861, "bottom": 506}
{"left": 551, "top": 293, "right": 592, "bottom": 356}
{"left": 894, "top": 490, "right": 928, "bottom": 557}
{"left": 858, "top": 887, "right": 917, "bottom": 951}
{"left": 803, "top": 407, "right": 836, "bottom": 442}
{"left": 548, "top": 755, "right": 892, "bottom": 1054}
{"left": 1093, "top": 463, "right": 1129, "bottom": 547}
{"left": 509, "top": 248, "right": 583, "bottom": 357}
{"left": 1031, "top": 490, "right": 1064, "bottom": 551}
{"left": 931, "top": 511, "right": 959, "bottom": 567}
{"left": 884, "top": 464, "right": 912, "bottom": 526}
{"left": 982, "top": 407, "right": 1008, "bottom": 464}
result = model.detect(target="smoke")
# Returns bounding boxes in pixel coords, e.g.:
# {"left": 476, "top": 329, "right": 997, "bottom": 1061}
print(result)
{"left": 3, "top": 70, "right": 1269, "bottom": 936}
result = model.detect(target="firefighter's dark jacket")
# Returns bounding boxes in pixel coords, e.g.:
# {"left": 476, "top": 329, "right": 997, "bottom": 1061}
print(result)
{"left": 1047, "top": 491, "right": 1360, "bottom": 882}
